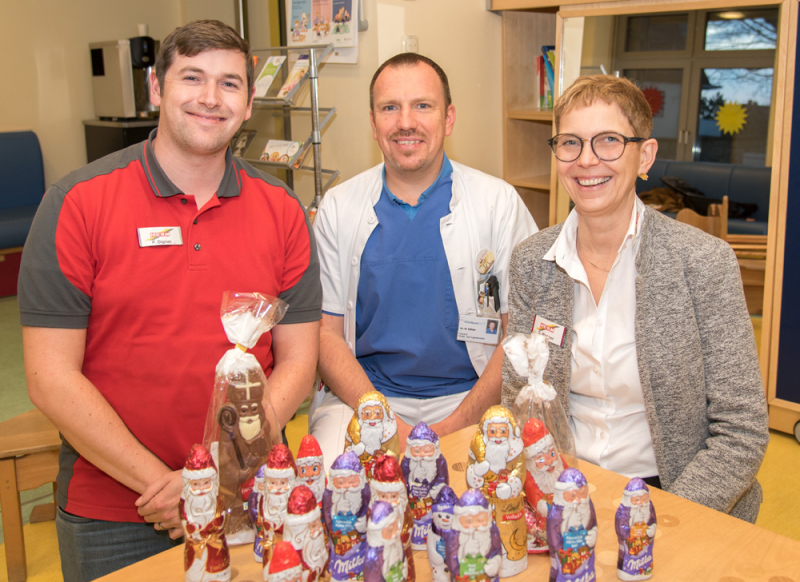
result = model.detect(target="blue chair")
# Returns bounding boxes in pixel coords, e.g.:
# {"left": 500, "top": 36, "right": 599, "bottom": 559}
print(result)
{"left": 0, "top": 131, "right": 45, "bottom": 250}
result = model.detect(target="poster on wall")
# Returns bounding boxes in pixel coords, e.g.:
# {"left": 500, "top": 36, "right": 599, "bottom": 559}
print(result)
{"left": 287, "top": 0, "right": 358, "bottom": 63}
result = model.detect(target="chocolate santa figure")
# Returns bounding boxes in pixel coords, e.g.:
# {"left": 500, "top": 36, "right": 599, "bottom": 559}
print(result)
{"left": 297, "top": 435, "right": 327, "bottom": 505}
{"left": 344, "top": 391, "right": 399, "bottom": 474}
{"left": 218, "top": 368, "right": 271, "bottom": 542}
{"left": 370, "top": 454, "right": 415, "bottom": 582}
{"left": 180, "top": 444, "right": 231, "bottom": 582}
{"left": 365, "top": 501, "right": 407, "bottom": 582}
{"left": 401, "top": 422, "right": 449, "bottom": 550}
{"left": 257, "top": 444, "right": 298, "bottom": 562}
{"left": 284, "top": 485, "right": 329, "bottom": 582}
{"left": 546, "top": 468, "right": 598, "bottom": 582}
{"left": 323, "top": 451, "right": 371, "bottom": 582}
{"left": 445, "top": 489, "right": 502, "bottom": 582}
{"left": 615, "top": 478, "right": 656, "bottom": 581}
{"left": 249, "top": 465, "right": 268, "bottom": 561}
{"left": 427, "top": 486, "right": 457, "bottom": 582}
{"left": 466, "top": 406, "right": 527, "bottom": 577}
{"left": 522, "top": 418, "right": 569, "bottom": 553}
{"left": 264, "top": 541, "right": 304, "bottom": 582}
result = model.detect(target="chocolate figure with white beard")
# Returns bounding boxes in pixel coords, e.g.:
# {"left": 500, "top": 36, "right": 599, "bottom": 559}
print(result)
{"left": 401, "top": 422, "right": 449, "bottom": 549}
{"left": 444, "top": 489, "right": 501, "bottom": 582}
{"left": 427, "top": 486, "right": 457, "bottom": 582}
{"left": 521, "top": 418, "right": 568, "bottom": 553}
{"left": 297, "top": 435, "right": 327, "bottom": 505}
{"left": 370, "top": 455, "right": 415, "bottom": 582}
{"left": 180, "top": 444, "right": 231, "bottom": 582}
{"left": 546, "top": 468, "right": 598, "bottom": 582}
{"left": 615, "top": 478, "right": 656, "bottom": 581}
{"left": 256, "top": 444, "right": 297, "bottom": 562}
{"left": 344, "top": 391, "right": 399, "bottom": 475}
{"left": 284, "top": 485, "right": 329, "bottom": 582}
{"left": 323, "top": 451, "right": 371, "bottom": 582}
{"left": 466, "top": 406, "right": 527, "bottom": 577}
{"left": 364, "top": 501, "right": 406, "bottom": 582}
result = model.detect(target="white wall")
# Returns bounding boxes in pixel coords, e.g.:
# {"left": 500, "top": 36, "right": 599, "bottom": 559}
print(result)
{"left": 289, "top": 0, "right": 504, "bottom": 205}
{"left": 2, "top": 0, "right": 502, "bottom": 202}
{"left": 0, "top": 1, "right": 182, "bottom": 185}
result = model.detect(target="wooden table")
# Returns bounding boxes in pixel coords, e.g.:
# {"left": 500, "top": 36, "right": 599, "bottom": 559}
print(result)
{"left": 100, "top": 425, "right": 800, "bottom": 581}
{"left": 0, "top": 409, "right": 61, "bottom": 582}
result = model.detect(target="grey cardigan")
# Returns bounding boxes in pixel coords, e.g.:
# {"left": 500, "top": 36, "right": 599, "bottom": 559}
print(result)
{"left": 502, "top": 207, "right": 769, "bottom": 522}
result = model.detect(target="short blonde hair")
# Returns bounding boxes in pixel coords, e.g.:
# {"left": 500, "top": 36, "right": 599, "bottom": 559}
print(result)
{"left": 554, "top": 75, "right": 653, "bottom": 138}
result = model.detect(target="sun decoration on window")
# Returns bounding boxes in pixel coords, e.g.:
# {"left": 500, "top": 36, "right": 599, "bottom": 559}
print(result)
{"left": 715, "top": 101, "right": 748, "bottom": 135}
{"left": 641, "top": 85, "right": 664, "bottom": 117}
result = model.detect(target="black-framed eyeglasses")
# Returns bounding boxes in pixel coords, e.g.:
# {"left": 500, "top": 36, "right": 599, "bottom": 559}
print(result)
{"left": 547, "top": 132, "right": 646, "bottom": 162}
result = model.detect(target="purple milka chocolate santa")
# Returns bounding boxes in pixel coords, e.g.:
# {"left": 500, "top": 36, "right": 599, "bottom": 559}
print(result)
{"left": 615, "top": 478, "right": 656, "bottom": 581}
{"left": 322, "top": 451, "right": 371, "bottom": 582}
{"left": 401, "top": 421, "right": 449, "bottom": 549}
{"left": 445, "top": 489, "right": 502, "bottom": 582}
{"left": 546, "top": 468, "right": 598, "bottom": 582}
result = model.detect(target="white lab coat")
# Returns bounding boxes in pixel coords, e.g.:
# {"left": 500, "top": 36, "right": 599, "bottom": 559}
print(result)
{"left": 314, "top": 160, "right": 538, "bottom": 375}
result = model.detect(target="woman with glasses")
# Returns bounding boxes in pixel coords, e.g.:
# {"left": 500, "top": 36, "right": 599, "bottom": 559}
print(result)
{"left": 502, "top": 75, "right": 768, "bottom": 522}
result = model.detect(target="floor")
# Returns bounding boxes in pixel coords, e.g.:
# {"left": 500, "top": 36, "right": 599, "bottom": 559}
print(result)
{"left": 1, "top": 298, "right": 799, "bottom": 582}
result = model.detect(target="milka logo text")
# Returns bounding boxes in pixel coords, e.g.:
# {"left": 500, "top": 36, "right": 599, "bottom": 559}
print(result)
{"left": 332, "top": 553, "right": 364, "bottom": 575}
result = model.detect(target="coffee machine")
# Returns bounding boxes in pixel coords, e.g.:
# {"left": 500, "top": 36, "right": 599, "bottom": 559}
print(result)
{"left": 90, "top": 35, "right": 159, "bottom": 120}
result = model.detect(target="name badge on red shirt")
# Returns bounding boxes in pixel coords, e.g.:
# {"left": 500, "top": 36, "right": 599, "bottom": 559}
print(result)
{"left": 137, "top": 227, "right": 183, "bottom": 247}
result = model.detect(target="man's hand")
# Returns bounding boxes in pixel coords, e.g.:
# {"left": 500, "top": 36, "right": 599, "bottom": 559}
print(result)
{"left": 136, "top": 470, "right": 184, "bottom": 537}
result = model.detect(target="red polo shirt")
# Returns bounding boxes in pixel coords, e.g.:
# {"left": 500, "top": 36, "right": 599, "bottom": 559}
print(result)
{"left": 18, "top": 130, "right": 321, "bottom": 521}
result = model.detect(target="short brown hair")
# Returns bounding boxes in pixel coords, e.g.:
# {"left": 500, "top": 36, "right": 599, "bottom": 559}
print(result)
{"left": 554, "top": 75, "right": 653, "bottom": 138}
{"left": 156, "top": 20, "right": 254, "bottom": 98}
{"left": 369, "top": 53, "right": 451, "bottom": 111}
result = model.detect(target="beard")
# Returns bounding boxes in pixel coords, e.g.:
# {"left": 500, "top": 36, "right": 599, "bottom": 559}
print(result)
{"left": 185, "top": 490, "right": 216, "bottom": 530}
{"left": 630, "top": 503, "right": 649, "bottom": 525}
{"left": 332, "top": 486, "right": 363, "bottom": 515}
{"left": 382, "top": 536, "right": 404, "bottom": 578}
{"left": 300, "top": 474, "right": 325, "bottom": 503}
{"left": 264, "top": 491, "right": 289, "bottom": 526}
{"left": 239, "top": 414, "right": 262, "bottom": 441}
{"left": 409, "top": 455, "right": 438, "bottom": 484}
{"left": 484, "top": 438, "right": 510, "bottom": 474}
{"left": 291, "top": 522, "right": 327, "bottom": 571}
{"left": 561, "top": 499, "right": 591, "bottom": 534}
{"left": 528, "top": 462, "right": 561, "bottom": 494}
{"left": 361, "top": 422, "right": 384, "bottom": 455}
{"left": 456, "top": 523, "right": 492, "bottom": 560}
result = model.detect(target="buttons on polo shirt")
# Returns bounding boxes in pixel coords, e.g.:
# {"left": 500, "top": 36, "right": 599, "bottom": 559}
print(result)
{"left": 351, "top": 257, "right": 358, "bottom": 266}
{"left": 181, "top": 199, "right": 188, "bottom": 205}
{"left": 347, "top": 301, "right": 353, "bottom": 311}
{"left": 368, "top": 216, "right": 376, "bottom": 224}
{"left": 193, "top": 219, "right": 198, "bottom": 225}
{"left": 194, "top": 243, "right": 201, "bottom": 251}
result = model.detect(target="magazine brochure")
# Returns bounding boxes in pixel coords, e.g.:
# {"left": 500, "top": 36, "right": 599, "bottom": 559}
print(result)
{"left": 277, "top": 54, "right": 310, "bottom": 98}
{"left": 260, "top": 140, "right": 302, "bottom": 165}
{"left": 254, "top": 56, "right": 287, "bottom": 97}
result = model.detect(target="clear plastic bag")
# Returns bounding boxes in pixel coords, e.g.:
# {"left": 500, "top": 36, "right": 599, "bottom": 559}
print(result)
{"left": 502, "top": 332, "right": 576, "bottom": 467}
{"left": 203, "top": 291, "right": 285, "bottom": 545}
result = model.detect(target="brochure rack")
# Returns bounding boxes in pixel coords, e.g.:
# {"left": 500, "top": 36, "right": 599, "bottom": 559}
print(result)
{"left": 237, "top": 44, "right": 339, "bottom": 209}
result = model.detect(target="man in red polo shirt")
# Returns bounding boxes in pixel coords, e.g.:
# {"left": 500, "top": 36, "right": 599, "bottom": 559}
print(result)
{"left": 18, "top": 20, "right": 321, "bottom": 581}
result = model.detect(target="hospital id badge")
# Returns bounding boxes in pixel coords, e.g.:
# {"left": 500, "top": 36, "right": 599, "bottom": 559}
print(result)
{"left": 457, "top": 315, "right": 502, "bottom": 345}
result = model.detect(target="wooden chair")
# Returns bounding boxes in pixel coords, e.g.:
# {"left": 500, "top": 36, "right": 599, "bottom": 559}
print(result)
{"left": 675, "top": 195, "right": 729, "bottom": 241}
{"left": 0, "top": 409, "right": 61, "bottom": 582}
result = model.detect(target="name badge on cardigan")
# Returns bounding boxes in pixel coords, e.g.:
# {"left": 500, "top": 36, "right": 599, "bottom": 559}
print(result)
{"left": 532, "top": 314, "right": 566, "bottom": 347}
{"left": 137, "top": 227, "right": 183, "bottom": 247}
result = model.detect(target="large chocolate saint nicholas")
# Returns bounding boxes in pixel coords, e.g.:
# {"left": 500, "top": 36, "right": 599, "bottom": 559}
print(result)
{"left": 218, "top": 367, "right": 270, "bottom": 538}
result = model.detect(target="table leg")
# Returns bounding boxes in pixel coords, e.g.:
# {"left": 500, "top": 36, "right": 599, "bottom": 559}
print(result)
{"left": 0, "top": 457, "right": 27, "bottom": 582}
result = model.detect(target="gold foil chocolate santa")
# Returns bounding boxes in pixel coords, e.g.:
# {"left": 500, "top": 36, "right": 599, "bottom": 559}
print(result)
{"left": 465, "top": 405, "right": 528, "bottom": 577}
